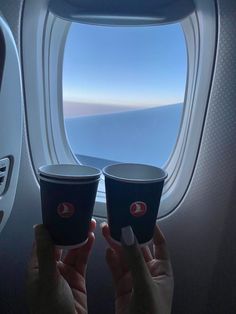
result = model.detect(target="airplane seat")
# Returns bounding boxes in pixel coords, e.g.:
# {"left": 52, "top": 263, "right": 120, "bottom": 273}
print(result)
{"left": 0, "top": 15, "right": 23, "bottom": 234}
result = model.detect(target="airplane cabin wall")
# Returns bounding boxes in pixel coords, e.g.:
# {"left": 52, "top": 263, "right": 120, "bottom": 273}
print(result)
{"left": 0, "top": 0, "right": 236, "bottom": 313}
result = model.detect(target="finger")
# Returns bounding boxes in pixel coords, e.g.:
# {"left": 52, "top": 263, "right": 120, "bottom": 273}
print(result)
{"left": 61, "top": 219, "right": 96, "bottom": 261}
{"left": 141, "top": 246, "right": 153, "bottom": 262}
{"left": 57, "top": 262, "right": 86, "bottom": 293}
{"left": 153, "top": 225, "right": 170, "bottom": 260}
{"left": 89, "top": 218, "right": 96, "bottom": 233}
{"left": 62, "top": 218, "right": 96, "bottom": 266}
{"left": 34, "top": 224, "right": 57, "bottom": 278}
{"left": 105, "top": 247, "right": 123, "bottom": 283}
{"left": 101, "top": 222, "right": 131, "bottom": 274}
{"left": 121, "top": 226, "right": 152, "bottom": 292}
{"left": 55, "top": 248, "right": 62, "bottom": 262}
{"left": 106, "top": 248, "right": 132, "bottom": 297}
{"left": 63, "top": 232, "right": 95, "bottom": 276}
{"left": 28, "top": 241, "right": 38, "bottom": 270}
{"left": 100, "top": 222, "right": 122, "bottom": 252}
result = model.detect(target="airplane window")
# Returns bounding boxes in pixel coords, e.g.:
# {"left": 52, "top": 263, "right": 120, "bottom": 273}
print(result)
{"left": 63, "top": 23, "right": 187, "bottom": 169}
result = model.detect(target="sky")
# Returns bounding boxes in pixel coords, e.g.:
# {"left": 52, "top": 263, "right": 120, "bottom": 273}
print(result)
{"left": 63, "top": 22, "right": 187, "bottom": 109}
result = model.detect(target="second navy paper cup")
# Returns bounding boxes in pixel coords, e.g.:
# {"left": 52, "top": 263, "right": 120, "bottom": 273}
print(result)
{"left": 103, "top": 163, "right": 167, "bottom": 245}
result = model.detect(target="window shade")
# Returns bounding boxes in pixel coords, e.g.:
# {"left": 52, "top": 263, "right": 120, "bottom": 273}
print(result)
{"left": 48, "top": 0, "right": 195, "bottom": 25}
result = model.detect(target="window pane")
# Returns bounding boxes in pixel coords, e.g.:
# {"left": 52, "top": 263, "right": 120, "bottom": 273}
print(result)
{"left": 63, "top": 23, "right": 187, "bottom": 169}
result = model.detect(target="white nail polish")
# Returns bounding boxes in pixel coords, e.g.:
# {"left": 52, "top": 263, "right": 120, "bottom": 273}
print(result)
{"left": 121, "top": 226, "right": 135, "bottom": 246}
{"left": 100, "top": 222, "right": 107, "bottom": 229}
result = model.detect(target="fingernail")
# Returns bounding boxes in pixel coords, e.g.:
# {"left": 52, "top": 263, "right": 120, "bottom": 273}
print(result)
{"left": 100, "top": 222, "right": 107, "bottom": 229}
{"left": 33, "top": 224, "right": 38, "bottom": 229}
{"left": 121, "top": 226, "right": 135, "bottom": 246}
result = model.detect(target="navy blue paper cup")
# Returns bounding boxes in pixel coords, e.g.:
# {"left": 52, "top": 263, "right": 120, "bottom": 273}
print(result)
{"left": 103, "top": 163, "right": 167, "bottom": 245}
{"left": 39, "top": 164, "right": 101, "bottom": 248}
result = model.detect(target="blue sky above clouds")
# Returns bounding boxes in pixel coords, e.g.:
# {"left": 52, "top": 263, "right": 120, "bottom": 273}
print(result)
{"left": 63, "top": 22, "right": 187, "bottom": 108}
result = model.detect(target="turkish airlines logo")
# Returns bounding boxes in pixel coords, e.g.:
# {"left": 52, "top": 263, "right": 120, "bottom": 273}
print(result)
{"left": 130, "top": 201, "right": 147, "bottom": 217}
{"left": 57, "top": 202, "right": 75, "bottom": 218}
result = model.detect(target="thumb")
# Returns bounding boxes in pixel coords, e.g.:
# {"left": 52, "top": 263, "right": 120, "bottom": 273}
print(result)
{"left": 121, "top": 226, "right": 153, "bottom": 293}
{"left": 34, "top": 224, "right": 57, "bottom": 279}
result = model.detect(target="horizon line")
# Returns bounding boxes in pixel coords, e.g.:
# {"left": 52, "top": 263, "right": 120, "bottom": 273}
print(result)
{"left": 64, "top": 102, "right": 183, "bottom": 119}
{"left": 63, "top": 99, "right": 182, "bottom": 107}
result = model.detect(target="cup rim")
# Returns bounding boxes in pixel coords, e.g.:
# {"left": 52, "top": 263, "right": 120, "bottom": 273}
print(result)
{"left": 39, "top": 164, "right": 102, "bottom": 181}
{"left": 39, "top": 175, "right": 100, "bottom": 185}
{"left": 102, "top": 162, "right": 167, "bottom": 183}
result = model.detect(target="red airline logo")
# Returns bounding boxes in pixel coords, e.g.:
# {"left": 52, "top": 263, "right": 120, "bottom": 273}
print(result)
{"left": 130, "top": 201, "right": 147, "bottom": 217}
{"left": 57, "top": 202, "right": 75, "bottom": 218}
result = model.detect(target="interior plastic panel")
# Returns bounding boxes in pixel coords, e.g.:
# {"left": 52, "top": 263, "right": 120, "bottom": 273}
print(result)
{"left": 0, "top": 27, "right": 5, "bottom": 88}
{"left": 49, "top": 0, "right": 195, "bottom": 25}
{"left": 0, "top": 15, "right": 23, "bottom": 234}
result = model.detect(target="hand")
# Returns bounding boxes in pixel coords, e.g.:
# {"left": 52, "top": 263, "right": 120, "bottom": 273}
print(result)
{"left": 27, "top": 220, "right": 96, "bottom": 314}
{"left": 101, "top": 223, "right": 174, "bottom": 314}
